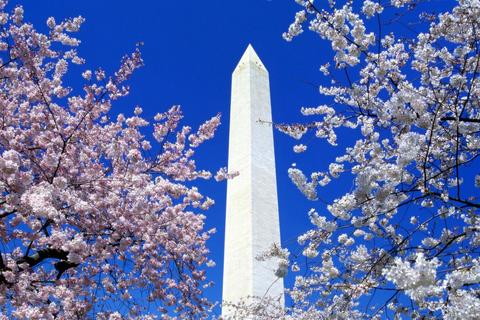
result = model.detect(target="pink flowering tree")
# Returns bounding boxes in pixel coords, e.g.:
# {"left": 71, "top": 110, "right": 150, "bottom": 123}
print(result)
{"left": 0, "top": 2, "right": 225, "bottom": 319}
{"left": 234, "top": 0, "right": 480, "bottom": 319}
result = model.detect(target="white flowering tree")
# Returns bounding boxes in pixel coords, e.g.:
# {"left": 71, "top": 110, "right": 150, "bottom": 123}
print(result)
{"left": 0, "top": 2, "right": 230, "bottom": 319}
{"left": 235, "top": 0, "right": 480, "bottom": 319}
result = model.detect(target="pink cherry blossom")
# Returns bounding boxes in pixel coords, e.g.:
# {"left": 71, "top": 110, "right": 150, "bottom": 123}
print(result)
{"left": 0, "top": 2, "right": 221, "bottom": 318}
{"left": 236, "top": 0, "right": 480, "bottom": 319}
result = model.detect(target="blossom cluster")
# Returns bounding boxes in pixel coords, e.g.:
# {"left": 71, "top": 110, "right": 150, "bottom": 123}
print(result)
{"left": 242, "top": 0, "right": 480, "bottom": 318}
{"left": 0, "top": 2, "right": 222, "bottom": 318}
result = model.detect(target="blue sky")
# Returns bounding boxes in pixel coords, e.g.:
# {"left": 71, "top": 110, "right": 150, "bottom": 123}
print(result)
{"left": 20, "top": 0, "right": 464, "bottom": 317}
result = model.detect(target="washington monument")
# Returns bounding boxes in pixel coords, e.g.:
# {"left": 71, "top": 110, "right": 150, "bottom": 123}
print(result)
{"left": 222, "top": 45, "right": 284, "bottom": 317}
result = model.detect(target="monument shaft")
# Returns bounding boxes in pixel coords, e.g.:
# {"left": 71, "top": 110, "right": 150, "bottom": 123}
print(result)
{"left": 222, "top": 45, "right": 283, "bottom": 316}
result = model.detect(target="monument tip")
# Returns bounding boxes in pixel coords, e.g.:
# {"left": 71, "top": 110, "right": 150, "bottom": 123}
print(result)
{"left": 234, "top": 44, "right": 267, "bottom": 72}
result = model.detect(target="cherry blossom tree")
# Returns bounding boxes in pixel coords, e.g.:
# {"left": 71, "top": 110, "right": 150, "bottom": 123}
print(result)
{"left": 0, "top": 2, "right": 225, "bottom": 319}
{"left": 236, "top": 0, "right": 480, "bottom": 319}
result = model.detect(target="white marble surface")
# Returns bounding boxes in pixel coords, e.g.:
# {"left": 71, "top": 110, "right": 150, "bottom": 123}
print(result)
{"left": 222, "top": 45, "right": 284, "bottom": 317}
